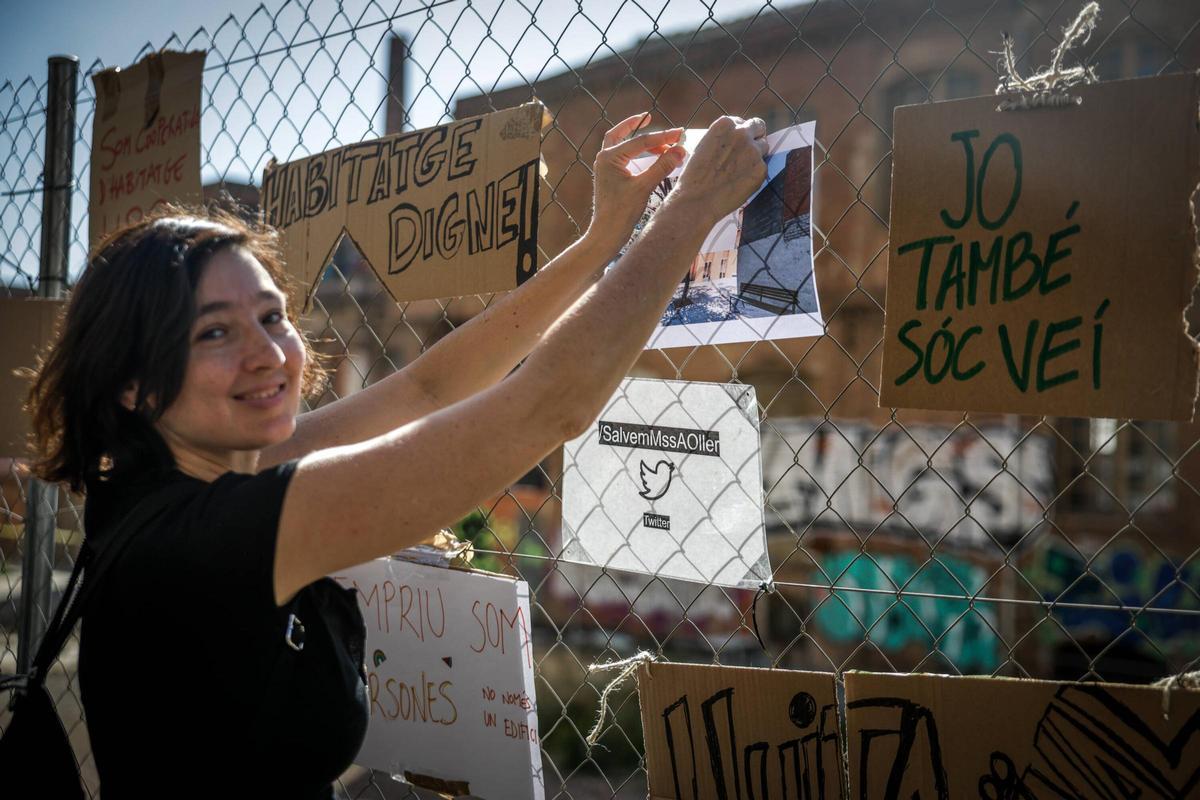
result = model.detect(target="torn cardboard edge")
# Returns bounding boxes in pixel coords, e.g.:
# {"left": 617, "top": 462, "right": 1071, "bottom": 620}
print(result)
{"left": 635, "top": 662, "right": 1200, "bottom": 800}
{"left": 93, "top": 50, "right": 196, "bottom": 127}
{"left": 262, "top": 101, "right": 550, "bottom": 307}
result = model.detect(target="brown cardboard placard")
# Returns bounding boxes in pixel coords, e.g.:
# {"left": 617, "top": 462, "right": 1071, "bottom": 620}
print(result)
{"left": 262, "top": 102, "right": 544, "bottom": 304}
{"left": 89, "top": 50, "right": 205, "bottom": 248}
{"left": 844, "top": 671, "right": 1200, "bottom": 798}
{"left": 0, "top": 298, "right": 65, "bottom": 456}
{"left": 880, "top": 73, "right": 1200, "bottom": 420}
{"left": 636, "top": 661, "right": 842, "bottom": 799}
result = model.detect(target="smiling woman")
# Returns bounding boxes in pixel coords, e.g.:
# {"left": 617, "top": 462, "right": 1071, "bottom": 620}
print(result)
{"left": 20, "top": 112, "right": 768, "bottom": 796}
{"left": 28, "top": 213, "right": 325, "bottom": 499}
{"left": 151, "top": 247, "right": 307, "bottom": 475}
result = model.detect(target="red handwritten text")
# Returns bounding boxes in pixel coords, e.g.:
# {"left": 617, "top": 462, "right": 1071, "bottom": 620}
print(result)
{"left": 367, "top": 670, "right": 458, "bottom": 726}
{"left": 350, "top": 579, "right": 446, "bottom": 640}
{"left": 470, "top": 600, "right": 532, "bottom": 668}
{"left": 96, "top": 108, "right": 201, "bottom": 172}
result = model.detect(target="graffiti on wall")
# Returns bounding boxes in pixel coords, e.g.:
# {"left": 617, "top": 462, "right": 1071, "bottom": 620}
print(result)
{"left": 1032, "top": 539, "right": 1200, "bottom": 659}
{"left": 761, "top": 420, "right": 1054, "bottom": 547}
{"left": 813, "top": 550, "right": 1000, "bottom": 671}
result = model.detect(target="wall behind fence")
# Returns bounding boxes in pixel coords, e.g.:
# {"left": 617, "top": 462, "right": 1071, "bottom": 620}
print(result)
{"left": 2, "top": 1, "right": 1198, "bottom": 797}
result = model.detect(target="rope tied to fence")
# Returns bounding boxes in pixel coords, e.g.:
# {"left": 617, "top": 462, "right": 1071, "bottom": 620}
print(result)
{"left": 1154, "top": 669, "right": 1200, "bottom": 720}
{"left": 584, "top": 650, "right": 658, "bottom": 749}
{"left": 996, "top": 1, "right": 1101, "bottom": 111}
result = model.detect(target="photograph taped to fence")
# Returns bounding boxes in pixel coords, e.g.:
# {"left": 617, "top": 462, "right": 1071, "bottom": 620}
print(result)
{"left": 625, "top": 121, "right": 822, "bottom": 349}
{"left": 334, "top": 559, "right": 543, "bottom": 799}
{"left": 561, "top": 378, "right": 770, "bottom": 589}
{"left": 262, "top": 102, "right": 544, "bottom": 304}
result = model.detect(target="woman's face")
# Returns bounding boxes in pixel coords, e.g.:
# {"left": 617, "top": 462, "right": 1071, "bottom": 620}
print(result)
{"left": 154, "top": 246, "right": 305, "bottom": 469}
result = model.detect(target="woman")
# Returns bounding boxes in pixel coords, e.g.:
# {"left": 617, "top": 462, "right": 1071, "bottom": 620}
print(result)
{"left": 27, "top": 112, "right": 766, "bottom": 796}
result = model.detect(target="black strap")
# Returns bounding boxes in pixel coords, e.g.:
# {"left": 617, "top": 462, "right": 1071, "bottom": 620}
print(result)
{"left": 22, "top": 480, "right": 196, "bottom": 689}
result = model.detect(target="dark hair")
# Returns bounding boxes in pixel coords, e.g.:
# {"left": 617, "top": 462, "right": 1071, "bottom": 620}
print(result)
{"left": 26, "top": 206, "right": 324, "bottom": 493}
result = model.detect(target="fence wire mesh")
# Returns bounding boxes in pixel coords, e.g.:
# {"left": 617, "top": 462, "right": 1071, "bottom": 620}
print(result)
{"left": 2, "top": 0, "right": 1199, "bottom": 797}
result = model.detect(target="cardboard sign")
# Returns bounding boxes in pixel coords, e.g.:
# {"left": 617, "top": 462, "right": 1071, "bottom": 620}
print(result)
{"left": 628, "top": 122, "right": 823, "bottom": 349}
{"left": 0, "top": 298, "right": 64, "bottom": 455}
{"left": 881, "top": 73, "right": 1200, "bottom": 420}
{"left": 637, "top": 662, "right": 841, "bottom": 800}
{"left": 561, "top": 378, "right": 770, "bottom": 589}
{"left": 335, "top": 560, "right": 543, "bottom": 799}
{"left": 262, "top": 102, "right": 543, "bottom": 303}
{"left": 89, "top": 50, "right": 205, "bottom": 248}
{"left": 844, "top": 671, "right": 1200, "bottom": 798}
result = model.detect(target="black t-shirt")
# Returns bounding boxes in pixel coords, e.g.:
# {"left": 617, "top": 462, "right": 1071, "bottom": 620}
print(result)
{"left": 79, "top": 463, "right": 369, "bottom": 798}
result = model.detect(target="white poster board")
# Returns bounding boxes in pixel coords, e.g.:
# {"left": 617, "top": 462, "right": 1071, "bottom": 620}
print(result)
{"left": 627, "top": 121, "right": 822, "bottom": 349}
{"left": 335, "top": 560, "right": 543, "bottom": 799}
{"left": 561, "top": 378, "right": 771, "bottom": 589}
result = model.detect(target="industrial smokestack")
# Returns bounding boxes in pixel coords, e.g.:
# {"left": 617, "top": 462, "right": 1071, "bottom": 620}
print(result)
{"left": 385, "top": 34, "right": 407, "bottom": 134}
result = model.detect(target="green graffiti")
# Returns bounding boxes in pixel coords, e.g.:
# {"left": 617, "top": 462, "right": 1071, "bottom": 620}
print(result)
{"left": 814, "top": 551, "right": 999, "bottom": 671}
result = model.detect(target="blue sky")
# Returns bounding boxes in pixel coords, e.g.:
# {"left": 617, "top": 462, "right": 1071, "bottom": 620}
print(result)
{"left": 1, "top": 0, "right": 771, "bottom": 286}
{"left": 2, "top": 0, "right": 773, "bottom": 128}
{"left": 2, "top": 0, "right": 776, "bottom": 185}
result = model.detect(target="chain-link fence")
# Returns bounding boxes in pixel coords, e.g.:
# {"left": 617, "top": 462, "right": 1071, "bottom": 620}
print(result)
{"left": 2, "top": 0, "right": 1199, "bottom": 797}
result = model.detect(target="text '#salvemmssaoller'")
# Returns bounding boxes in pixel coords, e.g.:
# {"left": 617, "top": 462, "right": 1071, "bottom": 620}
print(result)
{"left": 597, "top": 420, "right": 720, "bottom": 457}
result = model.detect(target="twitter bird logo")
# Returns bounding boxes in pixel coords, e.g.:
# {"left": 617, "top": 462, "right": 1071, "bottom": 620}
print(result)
{"left": 638, "top": 458, "right": 676, "bottom": 500}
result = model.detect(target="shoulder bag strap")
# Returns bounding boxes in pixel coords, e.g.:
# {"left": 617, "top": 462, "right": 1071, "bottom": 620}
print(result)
{"left": 24, "top": 480, "right": 196, "bottom": 687}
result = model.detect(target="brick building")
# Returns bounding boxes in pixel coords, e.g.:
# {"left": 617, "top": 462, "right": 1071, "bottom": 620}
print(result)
{"left": 447, "top": 0, "right": 1200, "bottom": 679}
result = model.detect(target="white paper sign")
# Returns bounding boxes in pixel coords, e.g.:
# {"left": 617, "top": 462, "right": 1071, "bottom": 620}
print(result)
{"left": 335, "top": 560, "right": 543, "bottom": 799}
{"left": 561, "top": 378, "right": 770, "bottom": 589}
{"left": 627, "top": 121, "right": 823, "bottom": 349}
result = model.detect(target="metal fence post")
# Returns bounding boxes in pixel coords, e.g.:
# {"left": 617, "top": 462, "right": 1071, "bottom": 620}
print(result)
{"left": 17, "top": 481, "right": 59, "bottom": 675}
{"left": 16, "top": 54, "right": 77, "bottom": 676}
{"left": 38, "top": 55, "right": 77, "bottom": 303}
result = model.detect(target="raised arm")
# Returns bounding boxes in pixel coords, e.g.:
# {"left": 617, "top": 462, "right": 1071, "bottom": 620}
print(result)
{"left": 273, "top": 116, "right": 767, "bottom": 605}
{"left": 258, "top": 115, "right": 684, "bottom": 468}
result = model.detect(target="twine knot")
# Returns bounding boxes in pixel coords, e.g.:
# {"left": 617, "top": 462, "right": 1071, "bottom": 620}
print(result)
{"left": 1154, "top": 670, "right": 1200, "bottom": 719}
{"left": 584, "top": 650, "right": 658, "bottom": 748}
{"left": 995, "top": 2, "right": 1101, "bottom": 111}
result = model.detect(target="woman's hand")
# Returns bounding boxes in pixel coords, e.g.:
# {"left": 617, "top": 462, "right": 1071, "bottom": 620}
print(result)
{"left": 585, "top": 112, "right": 685, "bottom": 258}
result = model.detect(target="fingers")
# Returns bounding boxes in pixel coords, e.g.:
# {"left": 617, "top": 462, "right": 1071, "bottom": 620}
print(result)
{"left": 602, "top": 112, "right": 653, "bottom": 148}
{"left": 745, "top": 117, "right": 768, "bottom": 156}
{"left": 638, "top": 145, "right": 687, "bottom": 186}
{"left": 609, "top": 127, "right": 684, "bottom": 159}
{"left": 741, "top": 116, "right": 767, "bottom": 140}
{"left": 716, "top": 115, "right": 767, "bottom": 156}
{"left": 751, "top": 133, "right": 768, "bottom": 157}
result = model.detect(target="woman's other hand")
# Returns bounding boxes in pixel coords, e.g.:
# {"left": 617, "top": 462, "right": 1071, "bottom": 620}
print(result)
{"left": 671, "top": 116, "right": 768, "bottom": 226}
{"left": 586, "top": 112, "right": 685, "bottom": 257}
